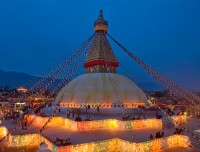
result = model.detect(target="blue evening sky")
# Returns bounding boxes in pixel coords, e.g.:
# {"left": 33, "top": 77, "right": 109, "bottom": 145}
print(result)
{"left": 0, "top": 0, "right": 200, "bottom": 91}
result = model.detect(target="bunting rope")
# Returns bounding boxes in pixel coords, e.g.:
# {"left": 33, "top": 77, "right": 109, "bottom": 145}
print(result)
{"left": 29, "top": 34, "right": 95, "bottom": 93}
{"left": 107, "top": 33, "right": 200, "bottom": 116}
{"left": 0, "top": 34, "right": 95, "bottom": 143}
{"left": 102, "top": 34, "right": 136, "bottom": 142}
{"left": 39, "top": 47, "right": 92, "bottom": 133}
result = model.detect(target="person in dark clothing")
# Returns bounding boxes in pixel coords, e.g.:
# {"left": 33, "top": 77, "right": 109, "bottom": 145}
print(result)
{"left": 149, "top": 134, "right": 154, "bottom": 140}
{"left": 161, "top": 131, "right": 164, "bottom": 137}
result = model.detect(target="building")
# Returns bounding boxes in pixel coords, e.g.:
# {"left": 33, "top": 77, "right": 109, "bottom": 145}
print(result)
{"left": 56, "top": 10, "right": 149, "bottom": 111}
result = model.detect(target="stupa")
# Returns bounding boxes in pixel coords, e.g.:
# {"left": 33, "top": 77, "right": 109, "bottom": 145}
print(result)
{"left": 56, "top": 10, "right": 149, "bottom": 111}
{"left": 0, "top": 10, "right": 194, "bottom": 152}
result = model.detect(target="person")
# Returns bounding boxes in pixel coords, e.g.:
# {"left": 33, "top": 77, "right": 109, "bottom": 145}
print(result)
{"left": 174, "top": 128, "right": 178, "bottom": 134}
{"left": 57, "top": 140, "right": 61, "bottom": 146}
{"left": 60, "top": 139, "right": 64, "bottom": 145}
{"left": 156, "top": 132, "right": 161, "bottom": 138}
{"left": 67, "top": 138, "right": 71, "bottom": 145}
{"left": 66, "top": 111, "right": 69, "bottom": 117}
{"left": 155, "top": 132, "right": 158, "bottom": 138}
{"left": 156, "top": 113, "right": 158, "bottom": 117}
{"left": 180, "top": 129, "right": 183, "bottom": 134}
{"left": 149, "top": 134, "right": 153, "bottom": 140}
{"left": 161, "top": 131, "right": 164, "bottom": 137}
{"left": 55, "top": 138, "right": 60, "bottom": 145}
{"left": 97, "top": 106, "right": 99, "bottom": 113}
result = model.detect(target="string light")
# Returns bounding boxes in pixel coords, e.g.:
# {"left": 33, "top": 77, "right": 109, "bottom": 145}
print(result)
{"left": 38, "top": 35, "right": 96, "bottom": 133}
{"left": 0, "top": 126, "right": 192, "bottom": 151}
{"left": 107, "top": 33, "right": 200, "bottom": 116}
{"left": 30, "top": 34, "right": 95, "bottom": 93}
{"left": 26, "top": 115, "right": 162, "bottom": 131}
{"left": 0, "top": 127, "right": 190, "bottom": 152}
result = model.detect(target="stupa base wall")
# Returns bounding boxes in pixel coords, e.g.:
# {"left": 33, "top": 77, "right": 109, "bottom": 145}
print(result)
{"left": 25, "top": 115, "right": 162, "bottom": 131}
{"left": 0, "top": 125, "right": 190, "bottom": 152}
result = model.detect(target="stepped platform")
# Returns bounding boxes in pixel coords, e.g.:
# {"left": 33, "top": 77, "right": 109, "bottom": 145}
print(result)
{"left": 0, "top": 112, "right": 199, "bottom": 151}
{"left": 0, "top": 125, "right": 193, "bottom": 152}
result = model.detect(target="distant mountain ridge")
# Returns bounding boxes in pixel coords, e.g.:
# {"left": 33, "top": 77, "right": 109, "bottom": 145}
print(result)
{"left": 0, "top": 69, "right": 162, "bottom": 91}
{"left": 0, "top": 69, "right": 34, "bottom": 88}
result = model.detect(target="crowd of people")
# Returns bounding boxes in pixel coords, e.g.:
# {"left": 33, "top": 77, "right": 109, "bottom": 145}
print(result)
{"left": 54, "top": 138, "right": 72, "bottom": 146}
{"left": 158, "top": 106, "right": 184, "bottom": 117}
{"left": 66, "top": 110, "right": 93, "bottom": 121}
{"left": 66, "top": 110, "right": 74, "bottom": 118}
{"left": 149, "top": 128, "right": 184, "bottom": 140}
{"left": 138, "top": 105, "right": 146, "bottom": 109}
{"left": 33, "top": 102, "right": 54, "bottom": 116}
{"left": 155, "top": 113, "right": 163, "bottom": 119}
{"left": 122, "top": 115, "right": 141, "bottom": 121}
{"left": 149, "top": 131, "right": 165, "bottom": 140}
{"left": 75, "top": 114, "right": 82, "bottom": 121}
{"left": 174, "top": 128, "right": 183, "bottom": 135}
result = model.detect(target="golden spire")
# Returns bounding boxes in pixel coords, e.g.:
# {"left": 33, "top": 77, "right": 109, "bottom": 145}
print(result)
{"left": 84, "top": 10, "right": 119, "bottom": 73}
{"left": 94, "top": 10, "right": 108, "bottom": 33}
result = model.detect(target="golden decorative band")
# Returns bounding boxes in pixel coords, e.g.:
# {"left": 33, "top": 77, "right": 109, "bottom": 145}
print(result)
{"left": 94, "top": 25, "right": 108, "bottom": 32}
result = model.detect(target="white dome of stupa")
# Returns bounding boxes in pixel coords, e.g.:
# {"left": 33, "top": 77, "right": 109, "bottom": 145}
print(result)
{"left": 56, "top": 73, "right": 148, "bottom": 108}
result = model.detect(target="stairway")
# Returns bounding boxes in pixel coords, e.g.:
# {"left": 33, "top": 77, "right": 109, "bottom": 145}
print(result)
{"left": 183, "top": 131, "right": 200, "bottom": 151}
{"left": 162, "top": 117, "right": 174, "bottom": 129}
